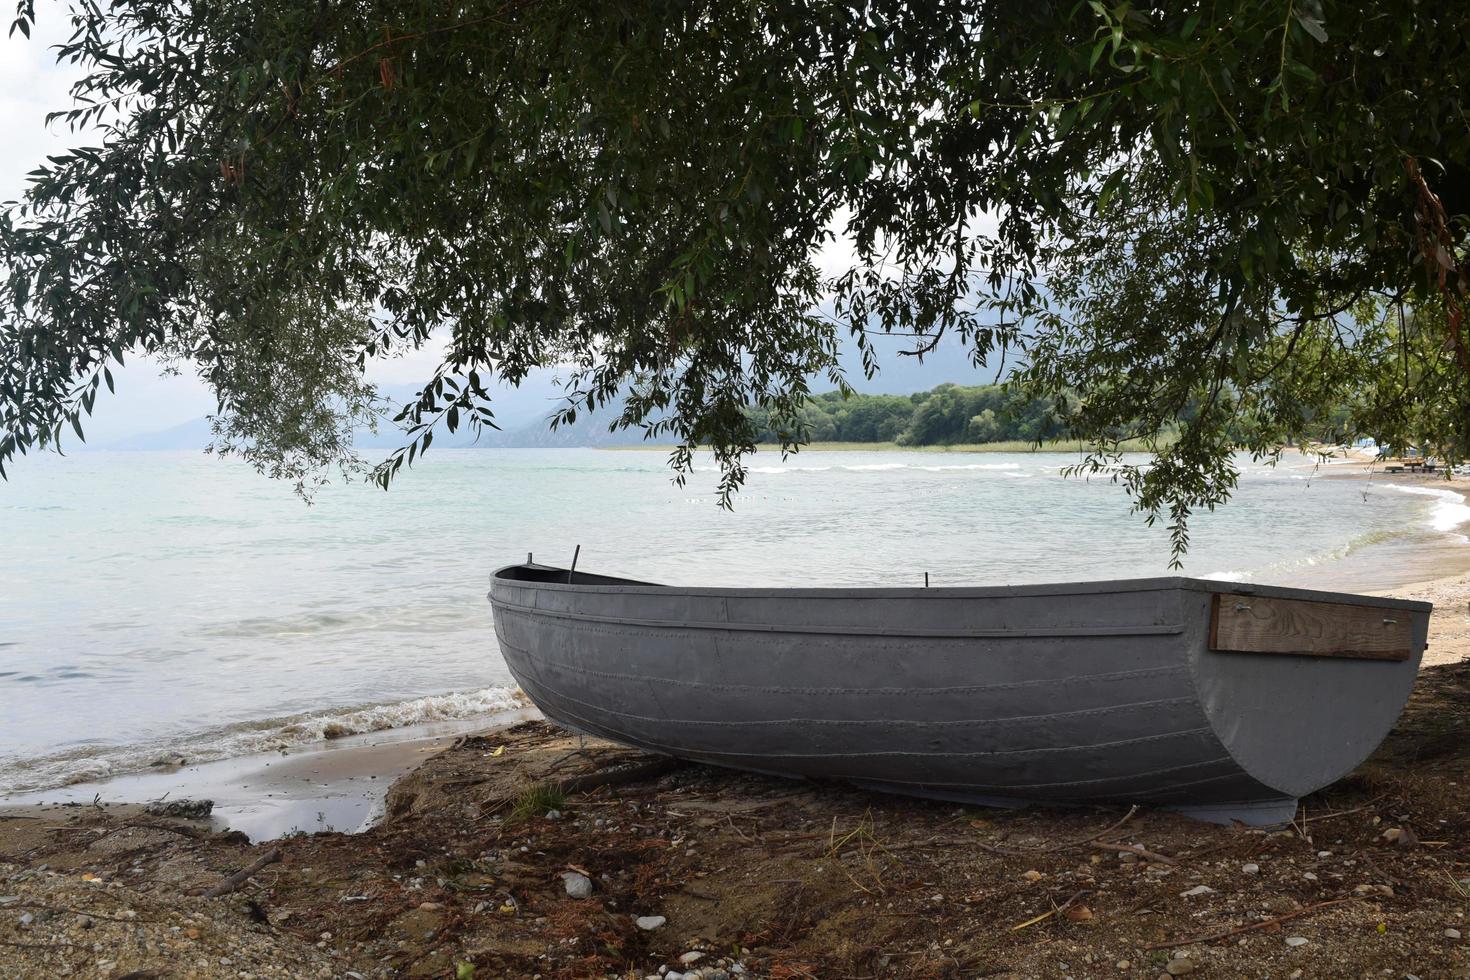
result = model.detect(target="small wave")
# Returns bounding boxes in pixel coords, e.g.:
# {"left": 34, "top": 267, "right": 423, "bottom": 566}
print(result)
{"left": 915, "top": 463, "right": 1023, "bottom": 472}
{"left": 745, "top": 465, "right": 834, "bottom": 474}
{"left": 0, "top": 686, "right": 526, "bottom": 796}
{"left": 1199, "top": 525, "right": 1411, "bottom": 585}
{"left": 1385, "top": 484, "right": 1470, "bottom": 535}
{"left": 842, "top": 463, "right": 909, "bottom": 471}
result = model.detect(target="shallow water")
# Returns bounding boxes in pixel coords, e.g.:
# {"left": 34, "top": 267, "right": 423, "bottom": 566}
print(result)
{"left": 1, "top": 447, "right": 1466, "bottom": 794}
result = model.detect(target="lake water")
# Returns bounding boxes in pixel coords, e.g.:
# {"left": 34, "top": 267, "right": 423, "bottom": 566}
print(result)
{"left": 2, "top": 447, "right": 1468, "bottom": 794}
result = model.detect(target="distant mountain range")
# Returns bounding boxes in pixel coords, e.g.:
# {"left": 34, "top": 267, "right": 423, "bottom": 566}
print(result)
{"left": 101, "top": 333, "right": 993, "bottom": 451}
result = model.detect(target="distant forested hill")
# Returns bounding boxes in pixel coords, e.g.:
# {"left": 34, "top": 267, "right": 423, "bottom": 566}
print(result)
{"left": 746, "top": 383, "right": 1069, "bottom": 446}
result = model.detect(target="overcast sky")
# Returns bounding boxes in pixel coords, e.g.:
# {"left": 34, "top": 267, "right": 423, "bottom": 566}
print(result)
{"left": 2, "top": 5, "right": 975, "bottom": 445}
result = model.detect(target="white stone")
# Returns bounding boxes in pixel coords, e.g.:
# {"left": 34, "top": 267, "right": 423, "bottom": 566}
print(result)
{"left": 1285, "top": 936, "right": 1309, "bottom": 947}
{"left": 1447, "top": 927, "right": 1463, "bottom": 940}
{"left": 562, "top": 872, "right": 593, "bottom": 899}
{"left": 635, "top": 915, "right": 667, "bottom": 931}
{"left": 679, "top": 952, "right": 706, "bottom": 965}
{"left": 1179, "top": 885, "right": 1215, "bottom": 897}
{"left": 1242, "top": 863, "right": 1260, "bottom": 874}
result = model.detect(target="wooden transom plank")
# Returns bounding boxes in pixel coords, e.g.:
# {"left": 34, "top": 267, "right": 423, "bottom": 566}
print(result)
{"left": 1209, "top": 594, "right": 1413, "bottom": 661}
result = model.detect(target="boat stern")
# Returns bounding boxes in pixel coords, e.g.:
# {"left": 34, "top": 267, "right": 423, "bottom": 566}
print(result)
{"left": 1187, "top": 584, "right": 1429, "bottom": 806}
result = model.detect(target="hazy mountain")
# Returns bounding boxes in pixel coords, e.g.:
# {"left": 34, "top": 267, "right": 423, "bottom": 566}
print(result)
{"left": 99, "top": 333, "right": 991, "bottom": 450}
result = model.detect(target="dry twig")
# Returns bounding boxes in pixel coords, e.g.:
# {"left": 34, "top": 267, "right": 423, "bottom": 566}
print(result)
{"left": 1010, "top": 889, "right": 1091, "bottom": 931}
{"left": 202, "top": 848, "right": 282, "bottom": 898}
{"left": 1091, "top": 841, "right": 1177, "bottom": 865}
{"left": 1145, "top": 897, "right": 1358, "bottom": 949}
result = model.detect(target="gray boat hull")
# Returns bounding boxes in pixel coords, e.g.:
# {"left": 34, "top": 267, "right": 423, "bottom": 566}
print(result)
{"left": 488, "top": 565, "right": 1430, "bottom": 825}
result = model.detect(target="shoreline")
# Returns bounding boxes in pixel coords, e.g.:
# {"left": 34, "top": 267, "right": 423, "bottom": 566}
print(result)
{"left": 0, "top": 708, "right": 538, "bottom": 843}
{"left": 5, "top": 686, "right": 1470, "bottom": 978}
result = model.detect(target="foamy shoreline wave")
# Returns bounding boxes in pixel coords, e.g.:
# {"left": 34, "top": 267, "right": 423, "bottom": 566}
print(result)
{"left": 1386, "top": 484, "right": 1470, "bottom": 538}
{"left": 1203, "top": 483, "right": 1470, "bottom": 583}
{"left": 726, "top": 461, "right": 1026, "bottom": 476}
{"left": 0, "top": 685, "right": 526, "bottom": 797}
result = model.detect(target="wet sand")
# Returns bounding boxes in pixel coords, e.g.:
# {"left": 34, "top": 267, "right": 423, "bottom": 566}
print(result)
{"left": 1, "top": 708, "right": 537, "bottom": 842}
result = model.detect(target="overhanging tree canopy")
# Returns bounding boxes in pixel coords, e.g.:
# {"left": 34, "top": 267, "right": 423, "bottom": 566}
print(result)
{"left": 2, "top": 0, "right": 1467, "bottom": 556}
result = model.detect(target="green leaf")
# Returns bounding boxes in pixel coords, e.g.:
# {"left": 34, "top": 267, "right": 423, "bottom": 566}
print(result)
{"left": 1293, "top": 12, "right": 1328, "bottom": 43}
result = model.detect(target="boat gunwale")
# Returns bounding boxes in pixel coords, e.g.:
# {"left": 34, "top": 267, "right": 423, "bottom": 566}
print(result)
{"left": 490, "top": 565, "right": 1433, "bottom": 613}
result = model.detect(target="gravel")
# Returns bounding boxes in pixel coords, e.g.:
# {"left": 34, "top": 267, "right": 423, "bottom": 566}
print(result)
{"left": 0, "top": 861, "right": 348, "bottom": 978}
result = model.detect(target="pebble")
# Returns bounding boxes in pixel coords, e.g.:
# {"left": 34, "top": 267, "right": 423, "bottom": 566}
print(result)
{"left": 1303, "top": 872, "right": 1318, "bottom": 881}
{"left": 1285, "top": 936, "right": 1309, "bottom": 947}
{"left": 635, "top": 915, "right": 667, "bottom": 931}
{"left": 1448, "top": 927, "right": 1463, "bottom": 940}
{"left": 679, "top": 951, "right": 706, "bottom": 965}
{"left": 1179, "top": 885, "right": 1215, "bottom": 897}
{"left": 1164, "top": 957, "right": 1195, "bottom": 975}
{"left": 1021, "top": 870, "right": 1043, "bottom": 882}
{"left": 562, "top": 872, "right": 593, "bottom": 900}
{"left": 545, "top": 809, "right": 563, "bottom": 820}
{"left": 1242, "top": 863, "right": 1260, "bottom": 874}
{"left": 1116, "top": 960, "right": 1131, "bottom": 971}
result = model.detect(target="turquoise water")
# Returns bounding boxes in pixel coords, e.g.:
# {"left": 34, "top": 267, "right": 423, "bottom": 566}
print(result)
{"left": 2, "top": 447, "right": 1467, "bottom": 793}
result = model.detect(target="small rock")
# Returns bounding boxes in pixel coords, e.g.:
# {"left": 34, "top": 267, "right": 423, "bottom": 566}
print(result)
{"left": 1317, "top": 850, "right": 1332, "bottom": 858}
{"left": 1242, "top": 863, "right": 1260, "bottom": 874}
{"left": 1117, "top": 961, "right": 1131, "bottom": 971}
{"left": 635, "top": 915, "right": 667, "bottom": 931}
{"left": 1164, "top": 957, "right": 1195, "bottom": 976}
{"left": 679, "top": 951, "right": 706, "bottom": 965}
{"left": 1303, "top": 872, "right": 1319, "bottom": 882}
{"left": 1179, "top": 885, "right": 1215, "bottom": 897}
{"left": 545, "top": 809, "right": 563, "bottom": 821}
{"left": 1448, "top": 927, "right": 1463, "bottom": 940}
{"left": 1021, "top": 870, "right": 1043, "bottom": 882}
{"left": 17, "top": 911, "right": 34, "bottom": 928}
{"left": 1284, "top": 936, "right": 1309, "bottom": 947}
{"left": 1065, "top": 904, "right": 1094, "bottom": 922}
{"left": 418, "top": 902, "right": 442, "bottom": 911}
{"left": 562, "top": 872, "right": 593, "bottom": 900}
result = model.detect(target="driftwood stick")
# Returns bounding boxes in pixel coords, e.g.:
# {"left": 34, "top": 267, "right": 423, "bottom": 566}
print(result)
{"left": 19, "top": 901, "right": 149, "bottom": 923}
{"left": 1091, "top": 841, "right": 1178, "bottom": 865}
{"left": 555, "top": 756, "right": 680, "bottom": 795}
{"left": 1010, "top": 888, "right": 1091, "bottom": 932}
{"left": 203, "top": 848, "right": 281, "bottom": 898}
{"left": 1145, "top": 897, "right": 1357, "bottom": 949}
{"left": 970, "top": 805, "right": 1142, "bottom": 857}
{"left": 1, "top": 939, "right": 76, "bottom": 950}
{"left": 1301, "top": 795, "right": 1389, "bottom": 824}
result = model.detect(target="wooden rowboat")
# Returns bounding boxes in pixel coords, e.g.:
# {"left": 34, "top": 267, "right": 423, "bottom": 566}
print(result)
{"left": 488, "top": 563, "right": 1430, "bottom": 825}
